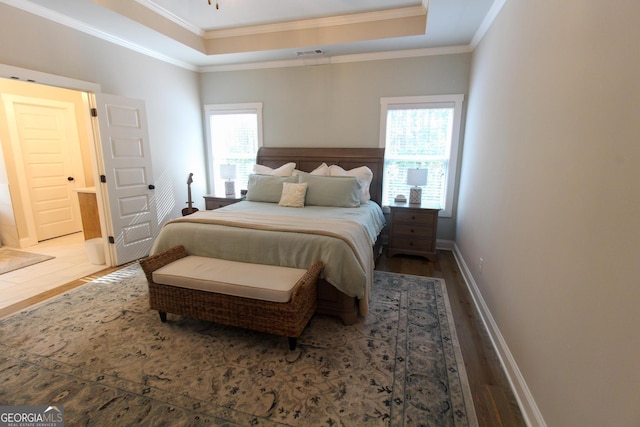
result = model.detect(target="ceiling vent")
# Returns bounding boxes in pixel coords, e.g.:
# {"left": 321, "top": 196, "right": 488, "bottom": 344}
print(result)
{"left": 296, "top": 49, "right": 325, "bottom": 57}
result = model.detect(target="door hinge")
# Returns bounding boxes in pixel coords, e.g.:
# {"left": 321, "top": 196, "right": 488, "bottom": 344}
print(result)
{"left": 108, "top": 236, "right": 115, "bottom": 244}
{"left": 100, "top": 175, "right": 106, "bottom": 183}
{"left": 90, "top": 108, "right": 98, "bottom": 117}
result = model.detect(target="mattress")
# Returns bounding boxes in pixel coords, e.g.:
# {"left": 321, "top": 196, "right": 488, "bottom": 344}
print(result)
{"left": 150, "top": 200, "right": 386, "bottom": 315}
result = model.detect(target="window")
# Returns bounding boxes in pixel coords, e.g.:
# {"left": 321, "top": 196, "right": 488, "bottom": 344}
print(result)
{"left": 380, "top": 95, "right": 464, "bottom": 217}
{"left": 204, "top": 103, "right": 263, "bottom": 196}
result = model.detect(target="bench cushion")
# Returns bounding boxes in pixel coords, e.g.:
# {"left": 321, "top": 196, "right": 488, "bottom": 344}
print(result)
{"left": 151, "top": 256, "right": 308, "bottom": 303}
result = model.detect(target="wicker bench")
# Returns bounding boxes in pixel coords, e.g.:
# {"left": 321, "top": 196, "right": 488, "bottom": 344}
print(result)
{"left": 139, "top": 245, "right": 322, "bottom": 350}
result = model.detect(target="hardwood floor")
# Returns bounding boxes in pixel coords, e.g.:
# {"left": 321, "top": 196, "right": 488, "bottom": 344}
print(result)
{"left": 2, "top": 246, "right": 526, "bottom": 426}
{"left": 376, "top": 249, "right": 527, "bottom": 427}
{"left": 0, "top": 266, "right": 127, "bottom": 320}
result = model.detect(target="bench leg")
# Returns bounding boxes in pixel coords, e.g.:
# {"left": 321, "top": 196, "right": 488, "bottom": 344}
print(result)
{"left": 288, "top": 337, "right": 297, "bottom": 351}
{"left": 159, "top": 311, "right": 167, "bottom": 322}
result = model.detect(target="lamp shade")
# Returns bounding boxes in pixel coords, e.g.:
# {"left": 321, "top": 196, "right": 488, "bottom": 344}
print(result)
{"left": 406, "top": 168, "right": 428, "bottom": 187}
{"left": 219, "top": 164, "right": 236, "bottom": 180}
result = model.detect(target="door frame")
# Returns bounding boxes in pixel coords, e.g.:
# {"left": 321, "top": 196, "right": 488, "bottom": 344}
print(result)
{"left": 0, "top": 64, "right": 114, "bottom": 265}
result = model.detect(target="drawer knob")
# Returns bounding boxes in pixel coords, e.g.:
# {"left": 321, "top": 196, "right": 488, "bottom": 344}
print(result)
{"left": 411, "top": 229, "right": 415, "bottom": 233}
{"left": 411, "top": 216, "right": 416, "bottom": 220}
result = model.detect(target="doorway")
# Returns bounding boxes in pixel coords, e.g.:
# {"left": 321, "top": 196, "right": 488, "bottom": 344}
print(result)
{"left": 0, "top": 77, "right": 97, "bottom": 248}
{"left": 1, "top": 64, "right": 159, "bottom": 267}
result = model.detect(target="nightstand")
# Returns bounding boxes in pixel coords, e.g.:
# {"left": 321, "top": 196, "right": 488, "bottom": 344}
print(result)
{"left": 387, "top": 202, "right": 440, "bottom": 261}
{"left": 203, "top": 195, "right": 242, "bottom": 210}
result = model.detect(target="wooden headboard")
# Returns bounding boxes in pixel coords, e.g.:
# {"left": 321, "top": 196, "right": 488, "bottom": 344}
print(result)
{"left": 256, "top": 147, "right": 385, "bottom": 205}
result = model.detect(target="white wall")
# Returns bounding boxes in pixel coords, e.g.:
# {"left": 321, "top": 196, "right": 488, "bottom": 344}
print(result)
{"left": 0, "top": 3, "right": 206, "bottom": 219}
{"left": 457, "top": 0, "right": 640, "bottom": 425}
{"left": 201, "top": 56, "right": 470, "bottom": 148}
{"left": 200, "top": 54, "right": 471, "bottom": 240}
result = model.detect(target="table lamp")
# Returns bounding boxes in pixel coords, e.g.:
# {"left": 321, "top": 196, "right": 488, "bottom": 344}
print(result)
{"left": 220, "top": 164, "right": 236, "bottom": 197}
{"left": 407, "top": 168, "right": 428, "bottom": 204}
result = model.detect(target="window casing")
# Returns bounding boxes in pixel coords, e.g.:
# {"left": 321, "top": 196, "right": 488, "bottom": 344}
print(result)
{"left": 380, "top": 95, "right": 464, "bottom": 217}
{"left": 204, "top": 103, "right": 263, "bottom": 196}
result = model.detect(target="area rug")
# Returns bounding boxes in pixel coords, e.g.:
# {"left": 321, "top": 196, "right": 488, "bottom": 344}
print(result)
{"left": 0, "top": 248, "right": 54, "bottom": 275}
{"left": 0, "top": 265, "right": 477, "bottom": 426}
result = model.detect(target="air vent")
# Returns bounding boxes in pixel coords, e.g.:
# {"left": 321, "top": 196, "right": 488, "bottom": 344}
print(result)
{"left": 296, "top": 49, "right": 324, "bottom": 57}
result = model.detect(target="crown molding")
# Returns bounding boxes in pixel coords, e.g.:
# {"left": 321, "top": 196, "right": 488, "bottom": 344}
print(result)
{"left": 4, "top": 0, "right": 199, "bottom": 71}
{"left": 329, "top": 44, "right": 472, "bottom": 64}
{"left": 199, "top": 44, "right": 472, "bottom": 73}
{"left": 90, "top": 0, "right": 428, "bottom": 60}
{"left": 134, "top": 0, "right": 204, "bottom": 37}
{"left": 207, "top": 5, "right": 427, "bottom": 39}
{"left": 471, "top": 0, "right": 507, "bottom": 48}
{"left": 3, "top": 0, "right": 496, "bottom": 73}
{"left": 132, "top": 1, "right": 426, "bottom": 41}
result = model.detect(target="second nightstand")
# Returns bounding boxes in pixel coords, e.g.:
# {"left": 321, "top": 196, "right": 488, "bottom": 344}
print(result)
{"left": 203, "top": 195, "right": 242, "bottom": 210}
{"left": 387, "top": 202, "right": 440, "bottom": 261}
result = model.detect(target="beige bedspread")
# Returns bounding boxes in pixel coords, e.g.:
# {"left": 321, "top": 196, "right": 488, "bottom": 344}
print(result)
{"left": 150, "top": 202, "right": 384, "bottom": 316}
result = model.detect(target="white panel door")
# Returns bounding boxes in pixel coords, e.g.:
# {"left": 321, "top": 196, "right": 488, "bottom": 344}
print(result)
{"left": 2, "top": 95, "right": 84, "bottom": 241}
{"left": 93, "top": 94, "right": 157, "bottom": 265}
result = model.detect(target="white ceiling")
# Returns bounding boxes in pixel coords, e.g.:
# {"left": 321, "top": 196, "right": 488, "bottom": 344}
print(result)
{"left": 4, "top": 0, "right": 500, "bottom": 71}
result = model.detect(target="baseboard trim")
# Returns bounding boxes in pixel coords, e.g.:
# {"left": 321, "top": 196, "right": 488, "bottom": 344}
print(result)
{"left": 436, "top": 239, "right": 454, "bottom": 251}
{"left": 451, "top": 244, "right": 546, "bottom": 427}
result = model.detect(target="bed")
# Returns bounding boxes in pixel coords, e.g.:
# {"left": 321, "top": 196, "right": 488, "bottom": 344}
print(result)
{"left": 150, "top": 147, "right": 386, "bottom": 325}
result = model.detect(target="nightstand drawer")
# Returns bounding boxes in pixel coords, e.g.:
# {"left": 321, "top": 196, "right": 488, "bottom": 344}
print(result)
{"left": 393, "top": 209, "right": 436, "bottom": 225}
{"left": 393, "top": 223, "right": 434, "bottom": 239}
{"left": 389, "top": 236, "right": 434, "bottom": 252}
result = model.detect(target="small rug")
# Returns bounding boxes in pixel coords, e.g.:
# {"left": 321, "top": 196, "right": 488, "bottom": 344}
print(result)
{"left": 0, "top": 248, "right": 54, "bottom": 274}
{"left": 0, "top": 265, "right": 477, "bottom": 426}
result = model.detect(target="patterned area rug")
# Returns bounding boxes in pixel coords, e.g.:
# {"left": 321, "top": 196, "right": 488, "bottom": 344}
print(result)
{"left": 0, "top": 248, "right": 54, "bottom": 275}
{"left": 0, "top": 264, "right": 477, "bottom": 426}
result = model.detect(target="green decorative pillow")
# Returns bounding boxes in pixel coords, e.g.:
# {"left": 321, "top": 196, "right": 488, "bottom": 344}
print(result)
{"left": 245, "top": 174, "right": 298, "bottom": 203}
{"left": 298, "top": 173, "right": 361, "bottom": 207}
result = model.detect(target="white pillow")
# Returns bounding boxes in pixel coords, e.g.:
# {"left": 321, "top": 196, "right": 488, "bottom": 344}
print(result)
{"left": 310, "top": 162, "right": 330, "bottom": 175}
{"left": 253, "top": 162, "right": 296, "bottom": 176}
{"left": 329, "top": 165, "right": 373, "bottom": 203}
{"left": 278, "top": 182, "right": 308, "bottom": 208}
